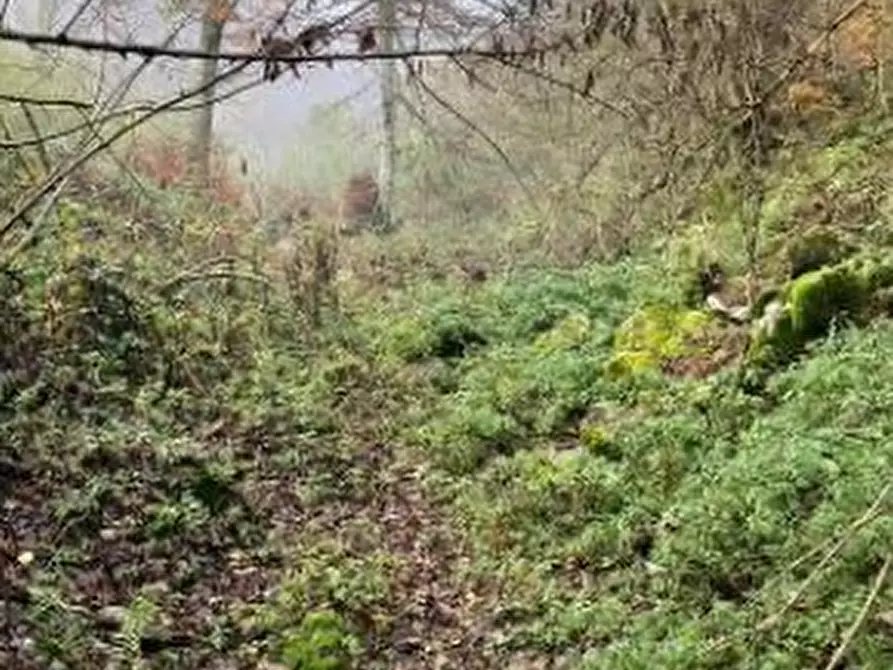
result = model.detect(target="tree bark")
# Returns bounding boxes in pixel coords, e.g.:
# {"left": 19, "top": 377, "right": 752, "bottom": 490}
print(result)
{"left": 190, "top": 1, "right": 226, "bottom": 187}
{"left": 376, "top": 0, "right": 398, "bottom": 232}
{"left": 37, "top": 0, "right": 58, "bottom": 31}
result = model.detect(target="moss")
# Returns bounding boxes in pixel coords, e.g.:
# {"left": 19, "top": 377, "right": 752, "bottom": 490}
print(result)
{"left": 533, "top": 312, "right": 591, "bottom": 353}
{"left": 579, "top": 423, "right": 622, "bottom": 460}
{"left": 859, "top": 257, "right": 893, "bottom": 293}
{"left": 605, "top": 351, "right": 655, "bottom": 378}
{"left": 608, "top": 305, "right": 712, "bottom": 377}
{"left": 787, "top": 263, "right": 867, "bottom": 340}
{"left": 743, "top": 261, "right": 871, "bottom": 388}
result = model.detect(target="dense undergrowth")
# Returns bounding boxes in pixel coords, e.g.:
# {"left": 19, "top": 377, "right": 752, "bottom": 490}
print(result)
{"left": 5, "top": 112, "right": 893, "bottom": 670}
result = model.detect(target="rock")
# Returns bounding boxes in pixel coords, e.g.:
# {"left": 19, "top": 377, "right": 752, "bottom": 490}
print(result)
{"left": 787, "top": 262, "right": 867, "bottom": 339}
{"left": 742, "top": 260, "right": 874, "bottom": 391}
{"left": 752, "top": 299, "right": 786, "bottom": 341}
{"left": 705, "top": 293, "right": 750, "bottom": 323}
{"left": 97, "top": 605, "right": 128, "bottom": 628}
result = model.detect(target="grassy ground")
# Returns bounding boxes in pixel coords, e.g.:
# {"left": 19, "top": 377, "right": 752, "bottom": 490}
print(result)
{"left": 4, "top": 117, "right": 893, "bottom": 670}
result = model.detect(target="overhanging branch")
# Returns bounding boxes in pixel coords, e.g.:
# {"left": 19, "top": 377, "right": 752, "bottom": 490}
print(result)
{"left": 0, "top": 27, "right": 549, "bottom": 65}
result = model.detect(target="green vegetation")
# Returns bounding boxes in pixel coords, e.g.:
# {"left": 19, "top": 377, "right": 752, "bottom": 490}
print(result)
{"left": 7, "top": 11, "right": 893, "bottom": 670}
{"left": 7, "top": 133, "right": 893, "bottom": 666}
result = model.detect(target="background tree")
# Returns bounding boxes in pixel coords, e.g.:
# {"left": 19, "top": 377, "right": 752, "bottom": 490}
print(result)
{"left": 377, "top": 0, "right": 398, "bottom": 232}
{"left": 190, "top": 0, "right": 231, "bottom": 186}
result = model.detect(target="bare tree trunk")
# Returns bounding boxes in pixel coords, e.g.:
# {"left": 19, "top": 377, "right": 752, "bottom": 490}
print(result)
{"left": 377, "top": 0, "right": 398, "bottom": 232}
{"left": 37, "top": 0, "right": 58, "bottom": 31}
{"left": 190, "top": 2, "right": 226, "bottom": 187}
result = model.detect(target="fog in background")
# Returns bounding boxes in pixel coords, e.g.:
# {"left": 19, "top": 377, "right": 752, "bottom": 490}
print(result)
{"left": 3, "top": 0, "right": 381, "bottom": 183}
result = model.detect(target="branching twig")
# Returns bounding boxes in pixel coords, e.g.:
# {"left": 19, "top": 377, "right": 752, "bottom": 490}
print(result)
{"left": 0, "top": 93, "right": 93, "bottom": 109}
{"left": 0, "top": 76, "right": 264, "bottom": 150}
{"left": 0, "top": 27, "right": 550, "bottom": 65}
{"left": 485, "top": 55, "right": 636, "bottom": 122}
{"left": 59, "top": 0, "right": 98, "bottom": 37}
{"left": 159, "top": 270, "right": 274, "bottom": 298}
{"left": 0, "top": 116, "right": 36, "bottom": 181}
{"left": 0, "top": 61, "right": 251, "bottom": 252}
{"left": 822, "top": 552, "right": 892, "bottom": 670}
{"left": 411, "top": 72, "right": 541, "bottom": 216}
{"left": 19, "top": 103, "right": 52, "bottom": 173}
{"left": 756, "top": 481, "right": 892, "bottom": 634}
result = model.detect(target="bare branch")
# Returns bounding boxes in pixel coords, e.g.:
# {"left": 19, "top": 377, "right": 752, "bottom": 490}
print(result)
{"left": 0, "top": 93, "right": 93, "bottom": 109}
{"left": 0, "top": 60, "right": 252, "bottom": 251}
{"left": 19, "top": 103, "right": 52, "bottom": 173}
{"left": 823, "top": 552, "right": 892, "bottom": 670}
{"left": 0, "top": 26, "right": 558, "bottom": 66}
{"left": 60, "top": 0, "right": 99, "bottom": 37}
{"left": 0, "top": 75, "right": 264, "bottom": 150}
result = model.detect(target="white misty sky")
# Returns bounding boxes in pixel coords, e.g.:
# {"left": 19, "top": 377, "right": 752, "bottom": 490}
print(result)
{"left": 5, "top": 0, "right": 381, "bottom": 178}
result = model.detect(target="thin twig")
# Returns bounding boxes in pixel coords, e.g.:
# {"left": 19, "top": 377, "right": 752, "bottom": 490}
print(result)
{"left": 478, "top": 54, "right": 636, "bottom": 122}
{"left": 756, "top": 481, "right": 893, "bottom": 634}
{"left": 411, "top": 72, "right": 541, "bottom": 217}
{"left": 822, "top": 552, "right": 893, "bottom": 670}
{"left": 0, "top": 61, "right": 250, "bottom": 251}
{"left": 0, "top": 15, "right": 195, "bottom": 258}
{"left": 59, "top": 0, "right": 98, "bottom": 37}
{"left": 0, "top": 116, "right": 36, "bottom": 181}
{"left": 0, "top": 76, "right": 263, "bottom": 150}
{"left": 159, "top": 270, "right": 274, "bottom": 297}
{"left": 0, "top": 93, "right": 93, "bottom": 109}
{"left": 0, "top": 0, "right": 302, "bottom": 253}
{"left": 19, "top": 103, "right": 52, "bottom": 173}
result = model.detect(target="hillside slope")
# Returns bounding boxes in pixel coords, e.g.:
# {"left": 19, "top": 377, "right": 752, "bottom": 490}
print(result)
{"left": 3, "top": 117, "right": 893, "bottom": 670}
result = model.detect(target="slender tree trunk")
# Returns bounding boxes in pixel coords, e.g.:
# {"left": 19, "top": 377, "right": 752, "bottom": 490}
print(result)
{"left": 190, "top": 2, "right": 226, "bottom": 186}
{"left": 38, "top": 0, "right": 58, "bottom": 31}
{"left": 377, "top": 0, "right": 398, "bottom": 232}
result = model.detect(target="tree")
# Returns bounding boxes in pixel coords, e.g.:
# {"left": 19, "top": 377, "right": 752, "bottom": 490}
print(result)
{"left": 376, "top": 0, "right": 398, "bottom": 232}
{"left": 190, "top": 0, "right": 230, "bottom": 186}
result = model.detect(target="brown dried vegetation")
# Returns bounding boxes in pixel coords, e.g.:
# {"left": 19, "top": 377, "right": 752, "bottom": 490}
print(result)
{"left": 338, "top": 171, "right": 381, "bottom": 236}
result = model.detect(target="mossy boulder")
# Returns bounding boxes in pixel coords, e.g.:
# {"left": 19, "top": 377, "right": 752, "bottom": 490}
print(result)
{"left": 788, "top": 262, "right": 867, "bottom": 337}
{"left": 607, "top": 305, "right": 713, "bottom": 377}
{"left": 743, "top": 260, "right": 871, "bottom": 385}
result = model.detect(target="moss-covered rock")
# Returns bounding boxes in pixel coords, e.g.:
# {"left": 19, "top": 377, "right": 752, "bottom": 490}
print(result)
{"left": 787, "top": 262, "right": 867, "bottom": 339}
{"left": 742, "top": 260, "right": 871, "bottom": 389}
{"left": 607, "top": 305, "right": 713, "bottom": 377}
